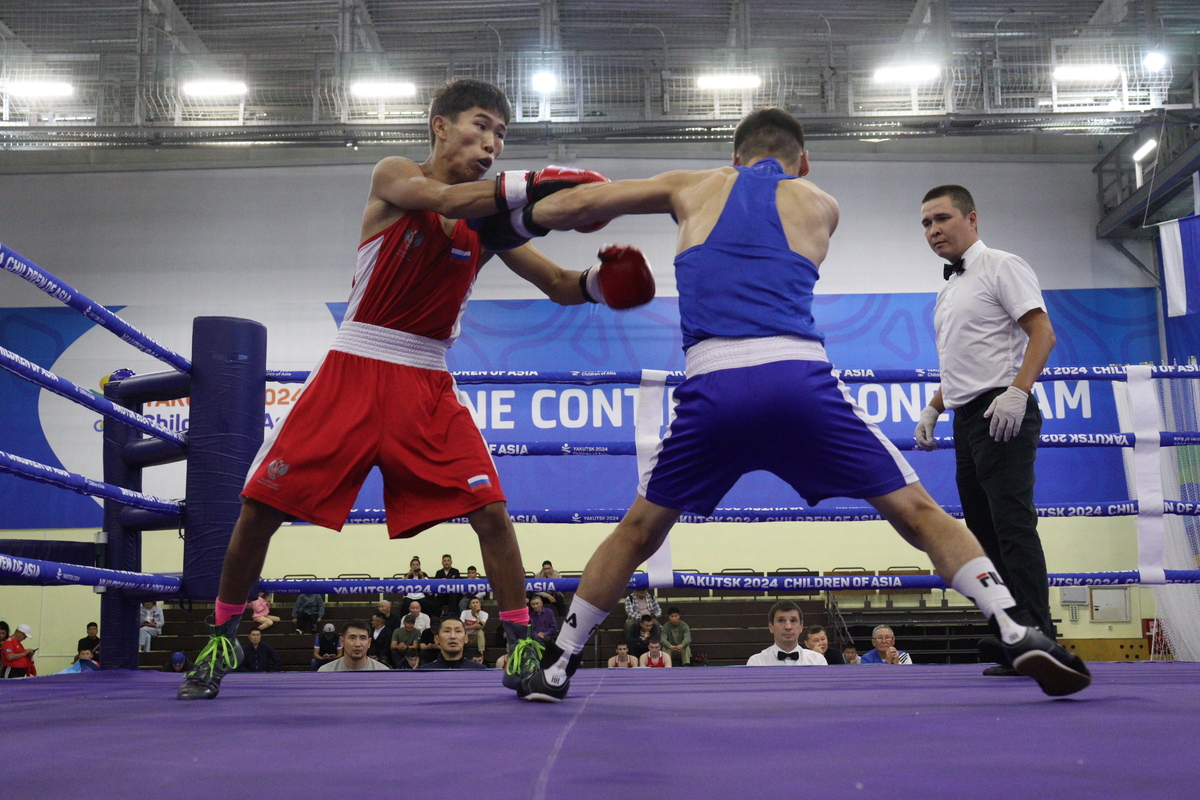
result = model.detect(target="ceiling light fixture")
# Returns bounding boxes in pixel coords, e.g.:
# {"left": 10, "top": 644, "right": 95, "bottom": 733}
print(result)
{"left": 872, "top": 64, "right": 940, "bottom": 84}
{"left": 531, "top": 72, "right": 558, "bottom": 94}
{"left": 350, "top": 82, "right": 416, "bottom": 98}
{"left": 5, "top": 81, "right": 74, "bottom": 98}
{"left": 182, "top": 80, "right": 248, "bottom": 97}
{"left": 696, "top": 74, "right": 762, "bottom": 90}
{"left": 1052, "top": 65, "right": 1120, "bottom": 82}
{"left": 1132, "top": 139, "right": 1158, "bottom": 162}
{"left": 1143, "top": 51, "right": 1167, "bottom": 72}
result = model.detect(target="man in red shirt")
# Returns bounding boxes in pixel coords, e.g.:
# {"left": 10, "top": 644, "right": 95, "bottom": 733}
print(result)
{"left": 178, "top": 77, "right": 653, "bottom": 702}
{"left": 2, "top": 624, "right": 37, "bottom": 678}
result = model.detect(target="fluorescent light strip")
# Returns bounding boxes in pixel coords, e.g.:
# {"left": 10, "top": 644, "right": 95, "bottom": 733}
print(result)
{"left": 350, "top": 82, "right": 416, "bottom": 98}
{"left": 1053, "top": 65, "right": 1120, "bottom": 82}
{"left": 531, "top": 72, "right": 558, "bottom": 93}
{"left": 1143, "top": 51, "right": 1167, "bottom": 72}
{"left": 182, "top": 80, "right": 248, "bottom": 97}
{"left": 697, "top": 74, "right": 762, "bottom": 90}
{"left": 5, "top": 81, "right": 73, "bottom": 98}
{"left": 1132, "top": 139, "right": 1157, "bottom": 162}
{"left": 873, "top": 65, "right": 940, "bottom": 84}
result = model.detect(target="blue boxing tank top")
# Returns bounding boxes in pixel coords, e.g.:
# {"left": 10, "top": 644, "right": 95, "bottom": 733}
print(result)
{"left": 674, "top": 157, "right": 824, "bottom": 350}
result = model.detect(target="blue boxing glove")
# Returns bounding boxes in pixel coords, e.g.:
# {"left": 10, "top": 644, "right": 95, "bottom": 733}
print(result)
{"left": 469, "top": 210, "right": 529, "bottom": 252}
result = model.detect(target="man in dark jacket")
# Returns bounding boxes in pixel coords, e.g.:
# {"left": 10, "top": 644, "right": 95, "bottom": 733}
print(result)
{"left": 418, "top": 618, "right": 487, "bottom": 670}
{"left": 239, "top": 629, "right": 282, "bottom": 672}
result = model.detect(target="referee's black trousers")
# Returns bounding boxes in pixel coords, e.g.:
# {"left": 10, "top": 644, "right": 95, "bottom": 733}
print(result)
{"left": 953, "top": 388, "right": 1054, "bottom": 638}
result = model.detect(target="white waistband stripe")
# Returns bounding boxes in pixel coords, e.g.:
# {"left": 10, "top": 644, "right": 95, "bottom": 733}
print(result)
{"left": 330, "top": 321, "right": 449, "bottom": 371}
{"left": 685, "top": 336, "right": 828, "bottom": 377}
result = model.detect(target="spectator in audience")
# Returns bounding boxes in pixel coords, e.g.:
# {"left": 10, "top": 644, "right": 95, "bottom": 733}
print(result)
{"left": 367, "top": 611, "right": 395, "bottom": 663}
{"left": 406, "top": 600, "right": 431, "bottom": 633}
{"left": 746, "top": 600, "right": 827, "bottom": 666}
{"left": 803, "top": 625, "right": 844, "bottom": 665}
{"left": 608, "top": 642, "right": 637, "bottom": 668}
{"left": 139, "top": 601, "right": 164, "bottom": 652}
{"left": 417, "top": 618, "right": 488, "bottom": 670}
{"left": 312, "top": 623, "right": 342, "bottom": 671}
{"left": 860, "top": 625, "right": 912, "bottom": 665}
{"left": 318, "top": 620, "right": 391, "bottom": 672}
{"left": 623, "top": 588, "right": 662, "bottom": 635}
{"left": 249, "top": 591, "right": 280, "bottom": 630}
{"left": 528, "top": 595, "right": 558, "bottom": 643}
{"left": 640, "top": 639, "right": 672, "bottom": 668}
{"left": 397, "top": 651, "right": 422, "bottom": 671}
{"left": 434, "top": 554, "right": 463, "bottom": 618}
{"left": 459, "top": 566, "right": 488, "bottom": 612}
{"left": 56, "top": 646, "right": 100, "bottom": 675}
{"left": 494, "top": 651, "right": 509, "bottom": 671}
{"left": 0, "top": 621, "right": 7, "bottom": 645}
{"left": 660, "top": 607, "right": 691, "bottom": 666}
{"left": 78, "top": 622, "right": 101, "bottom": 663}
{"left": 460, "top": 596, "right": 489, "bottom": 657}
{"left": 291, "top": 593, "right": 325, "bottom": 634}
{"left": 626, "top": 614, "right": 660, "bottom": 659}
{"left": 530, "top": 561, "right": 566, "bottom": 618}
{"left": 377, "top": 599, "right": 402, "bottom": 630}
{"left": 390, "top": 615, "right": 421, "bottom": 668}
{"left": 240, "top": 628, "right": 282, "bottom": 673}
{"left": 162, "top": 651, "right": 194, "bottom": 674}
{"left": 404, "top": 557, "right": 429, "bottom": 615}
{"left": 843, "top": 645, "right": 861, "bottom": 665}
{"left": 418, "top": 624, "right": 439, "bottom": 663}
{"left": 2, "top": 624, "right": 37, "bottom": 678}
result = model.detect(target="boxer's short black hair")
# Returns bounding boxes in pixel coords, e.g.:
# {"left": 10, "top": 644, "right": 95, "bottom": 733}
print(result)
{"left": 428, "top": 78, "right": 512, "bottom": 145}
{"left": 922, "top": 184, "right": 976, "bottom": 217}
{"left": 734, "top": 107, "right": 805, "bottom": 163}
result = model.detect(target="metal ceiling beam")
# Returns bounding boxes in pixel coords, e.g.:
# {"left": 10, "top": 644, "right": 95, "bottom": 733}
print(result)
{"left": 148, "top": 0, "right": 209, "bottom": 55}
{"left": 1096, "top": 136, "right": 1200, "bottom": 238}
{"left": 0, "top": 19, "right": 33, "bottom": 56}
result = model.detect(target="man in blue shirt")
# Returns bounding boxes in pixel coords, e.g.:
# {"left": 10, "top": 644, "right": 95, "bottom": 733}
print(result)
{"left": 505, "top": 106, "right": 1088, "bottom": 702}
{"left": 859, "top": 626, "right": 913, "bottom": 665}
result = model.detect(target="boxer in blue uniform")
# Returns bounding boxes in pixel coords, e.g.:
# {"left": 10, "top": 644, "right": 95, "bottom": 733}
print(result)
{"left": 507, "top": 107, "right": 1090, "bottom": 701}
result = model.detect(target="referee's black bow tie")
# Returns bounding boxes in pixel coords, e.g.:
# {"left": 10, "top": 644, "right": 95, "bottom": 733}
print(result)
{"left": 943, "top": 259, "right": 965, "bottom": 281}
{"left": 777, "top": 650, "right": 800, "bottom": 661}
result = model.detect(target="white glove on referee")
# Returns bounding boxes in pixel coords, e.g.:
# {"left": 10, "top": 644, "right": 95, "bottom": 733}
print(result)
{"left": 913, "top": 406, "right": 940, "bottom": 451}
{"left": 984, "top": 386, "right": 1029, "bottom": 442}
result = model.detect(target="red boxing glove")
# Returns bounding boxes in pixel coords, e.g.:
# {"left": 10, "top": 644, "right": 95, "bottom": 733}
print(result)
{"left": 494, "top": 165, "right": 609, "bottom": 212}
{"left": 583, "top": 245, "right": 655, "bottom": 310}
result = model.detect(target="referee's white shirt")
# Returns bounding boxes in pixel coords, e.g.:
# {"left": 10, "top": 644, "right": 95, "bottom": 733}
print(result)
{"left": 934, "top": 239, "right": 1046, "bottom": 410}
{"left": 745, "top": 644, "right": 828, "bottom": 666}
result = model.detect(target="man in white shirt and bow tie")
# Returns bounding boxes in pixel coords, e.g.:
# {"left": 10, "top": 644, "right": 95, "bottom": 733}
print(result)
{"left": 746, "top": 600, "right": 827, "bottom": 666}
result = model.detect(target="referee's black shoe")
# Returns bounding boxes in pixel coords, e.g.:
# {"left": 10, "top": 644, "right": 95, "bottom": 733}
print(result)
{"left": 519, "top": 641, "right": 582, "bottom": 703}
{"left": 995, "top": 621, "right": 1091, "bottom": 696}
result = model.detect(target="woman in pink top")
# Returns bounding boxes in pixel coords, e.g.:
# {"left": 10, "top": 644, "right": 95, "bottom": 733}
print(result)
{"left": 250, "top": 592, "right": 280, "bottom": 630}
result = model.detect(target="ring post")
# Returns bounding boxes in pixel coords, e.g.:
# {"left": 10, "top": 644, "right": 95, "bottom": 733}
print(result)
{"left": 100, "top": 369, "right": 145, "bottom": 670}
{"left": 182, "top": 317, "right": 266, "bottom": 602}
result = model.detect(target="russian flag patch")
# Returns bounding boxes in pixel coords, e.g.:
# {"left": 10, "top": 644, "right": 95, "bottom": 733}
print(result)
{"left": 468, "top": 474, "right": 491, "bottom": 489}
{"left": 451, "top": 248, "right": 472, "bottom": 261}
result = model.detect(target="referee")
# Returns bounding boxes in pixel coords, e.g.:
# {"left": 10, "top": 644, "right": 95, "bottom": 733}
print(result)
{"left": 914, "top": 185, "right": 1058, "bottom": 675}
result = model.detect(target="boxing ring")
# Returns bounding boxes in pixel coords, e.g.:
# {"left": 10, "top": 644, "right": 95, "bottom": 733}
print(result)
{"left": 3, "top": 243, "right": 1200, "bottom": 798}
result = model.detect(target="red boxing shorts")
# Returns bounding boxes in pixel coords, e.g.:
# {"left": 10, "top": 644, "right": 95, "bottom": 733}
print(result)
{"left": 243, "top": 348, "right": 504, "bottom": 539}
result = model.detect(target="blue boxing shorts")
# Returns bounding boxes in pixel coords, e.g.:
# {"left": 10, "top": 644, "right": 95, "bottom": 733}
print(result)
{"left": 640, "top": 358, "right": 918, "bottom": 515}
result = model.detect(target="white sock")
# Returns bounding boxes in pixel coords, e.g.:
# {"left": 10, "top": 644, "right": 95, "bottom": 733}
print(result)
{"left": 951, "top": 556, "right": 1026, "bottom": 645}
{"left": 544, "top": 596, "right": 608, "bottom": 684}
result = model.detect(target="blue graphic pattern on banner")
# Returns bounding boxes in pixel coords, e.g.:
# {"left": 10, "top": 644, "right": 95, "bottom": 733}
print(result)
{"left": 0, "top": 288, "right": 1158, "bottom": 528}
{"left": 326, "top": 287, "right": 1159, "bottom": 519}
{"left": 0, "top": 307, "right": 115, "bottom": 527}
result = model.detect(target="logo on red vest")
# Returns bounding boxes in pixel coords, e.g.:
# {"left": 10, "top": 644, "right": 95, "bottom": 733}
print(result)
{"left": 267, "top": 460, "right": 289, "bottom": 480}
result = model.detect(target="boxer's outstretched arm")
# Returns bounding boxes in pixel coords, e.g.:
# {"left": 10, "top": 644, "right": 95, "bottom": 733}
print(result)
{"left": 531, "top": 171, "right": 695, "bottom": 231}
{"left": 497, "top": 244, "right": 589, "bottom": 306}
{"left": 369, "top": 157, "right": 497, "bottom": 218}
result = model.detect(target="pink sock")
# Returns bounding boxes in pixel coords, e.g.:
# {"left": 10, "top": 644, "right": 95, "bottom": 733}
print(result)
{"left": 214, "top": 600, "right": 246, "bottom": 627}
{"left": 499, "top": 608, "right": 530, "bottom": 625}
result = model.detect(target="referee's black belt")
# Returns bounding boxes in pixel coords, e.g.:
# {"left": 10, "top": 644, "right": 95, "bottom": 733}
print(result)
{"left": 953, "top": 387, "right": 1009, "bottom": 420}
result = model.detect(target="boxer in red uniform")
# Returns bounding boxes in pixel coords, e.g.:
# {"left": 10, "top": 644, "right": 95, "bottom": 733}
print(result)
{"left": 178, "top": 78, "right": 655, "bottom": 701}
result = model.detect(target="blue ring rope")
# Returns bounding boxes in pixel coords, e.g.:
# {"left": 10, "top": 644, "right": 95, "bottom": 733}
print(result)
{"left": 0, "top": 243, "right": 192, "bottom": 374}
{"left": 0, "top": 449, "right": 181, "bottom": 515}
{"left": 2, "top": 552, "right": 1196, "bottom": 594}
{"left": 0, "top": 345, "right": 186, "bottom": 446}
